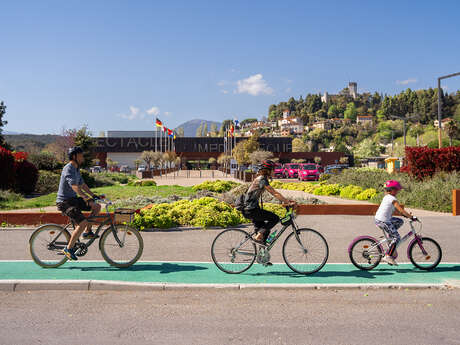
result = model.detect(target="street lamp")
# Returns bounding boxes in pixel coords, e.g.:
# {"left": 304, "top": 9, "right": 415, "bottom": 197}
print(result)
{"left": 390, "top": 114, "right": 419, "bottom": 148}
{"left": 438, "top": 72, "right": 460, "bottom": 148}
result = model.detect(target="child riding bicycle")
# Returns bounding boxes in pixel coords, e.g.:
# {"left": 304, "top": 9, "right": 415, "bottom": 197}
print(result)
{"left": 375, "top": 180, "right": 417, "bottom": 266}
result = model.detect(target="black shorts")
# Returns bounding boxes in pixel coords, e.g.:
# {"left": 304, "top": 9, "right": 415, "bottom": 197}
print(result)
{"left": 56, "top": 197, "right": 91, "bottom": 225}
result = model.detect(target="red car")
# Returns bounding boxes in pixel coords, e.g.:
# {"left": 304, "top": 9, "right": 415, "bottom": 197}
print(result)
{"left": 298, "top": 164, "right": 322, "bottom": 181}
{"left": 274, "top": 163, "right": 285, "bottom": 178}
{"left": 284, "top": 163, "right": 300, "bottom": 178}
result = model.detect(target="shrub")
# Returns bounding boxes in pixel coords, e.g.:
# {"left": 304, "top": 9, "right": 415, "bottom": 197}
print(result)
{"left": 141, "top": 180, "right": 157, "bottom": 186}
{"left": 14, "top": 160, "right": 38, "bottom": 194}
{"left": 80, "top": 170, "right": 116, "bottom": 188}
{"left": 28, "top": 152, "right": 62, "bottom": 171}
{"left": 192, "top": 180, "right": 239, "bottom": 193}
{"left": 356, "top": 188, "right": 378, "bottom": 200}
{"left": 339, "top": 185, "right": 363, "bottom": 199}
{"left": 328, "top": 168, "right": 391, "bottom": 190}
{"left": 132, "top": 197, "right": 246, "bottom": 229}
{"left": 313, "top": 184, "right": 341, "bottom": 196}
{"left": 35, "top": 170, "right": 60, "bottom": 194}
{"left": 319, "top": 173, "right": 331, "bottom": 182}
{"left": 405, "top": 146, "right": 460, "bottom": 179}
{"left": 0, "top": 190, "right": 22, "bottom": 203}
{"left": 0, "top": 146, "right": 15, "bottom": 190}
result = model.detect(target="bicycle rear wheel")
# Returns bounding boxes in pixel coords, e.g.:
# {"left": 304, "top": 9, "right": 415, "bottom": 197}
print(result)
{"left": 408, "top": 237, "right": 442, "bottom": 270}
{"left": 349, "top": 238, "right": 383, "bottom": 270}
{"left": 100, "top": 225, "right": 143, "bottom": 268}
{"left": 282, "top": 228, "right": 329, "bottom": 275}
{"left": 29, "top": 224, "right": 70, "bottom": 268}
{"left": 211, "top": 228, "right": 256, "bottom": 274}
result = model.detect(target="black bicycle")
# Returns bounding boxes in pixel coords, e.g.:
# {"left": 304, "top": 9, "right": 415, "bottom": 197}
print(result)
{"left": 211, "top": 206, "right": 329, "bottom": 275}
{"left": 29, "top": 196, "right": 144, "bottom": 268}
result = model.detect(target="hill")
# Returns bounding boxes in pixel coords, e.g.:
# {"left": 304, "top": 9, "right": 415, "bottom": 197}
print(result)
{"left": 5, "top": 134, "right": 61, "bottom": 153}
{"left": 175, "top": 119, "right": 221, "bottom": 137}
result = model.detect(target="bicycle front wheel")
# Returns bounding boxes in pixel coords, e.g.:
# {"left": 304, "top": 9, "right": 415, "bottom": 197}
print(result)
{"left": 100, "top": 225, "right": 144, "bottom": 268}
{"left": 211, "top": 228, "right": 256, "bottom": 274}
{"left": 409, "top": 237, "right": 442, "bottom": 270}
{"left": 29, "top": 224, "right": 70, "bottom": 268}
{"left": 282, "top": 228, "right": 329, "bottom": 275}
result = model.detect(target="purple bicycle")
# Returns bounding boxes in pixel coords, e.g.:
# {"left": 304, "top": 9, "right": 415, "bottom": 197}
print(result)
{"left": 348, "top": 219, "right": 442, "bottom": 271}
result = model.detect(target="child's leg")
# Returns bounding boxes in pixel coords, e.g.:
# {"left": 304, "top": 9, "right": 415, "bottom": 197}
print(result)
{"left": 386, "top": 218, "right": 403, "bottom": 256}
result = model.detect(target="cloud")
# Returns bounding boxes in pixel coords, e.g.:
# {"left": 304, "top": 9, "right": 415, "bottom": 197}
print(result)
{"left": 396, "top": 78, "right": 417, "bottom": 85}
{"left": 236, "top": 74, "right": 273, "bottom": 96}
{"left": 164, "top": 111, "right": 172, "bottom": 116}
{"left": 284, "top": 87, "right": 292, "bottom": 93}
{"left": 217, "top": 80, "right": 228, "bottom": 87}
{"left": 119, "top": 106, "right": 141, "bottom": 120}
{"left": 220, "top": 90, "right": 229, "bottom": 94}
{"left": 146, "top": 106, "right": 160, "bottom": 116}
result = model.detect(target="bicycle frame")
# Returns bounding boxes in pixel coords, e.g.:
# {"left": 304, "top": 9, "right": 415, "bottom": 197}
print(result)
{"left": 367, "top": 220, "right": 427, "bottom": 259}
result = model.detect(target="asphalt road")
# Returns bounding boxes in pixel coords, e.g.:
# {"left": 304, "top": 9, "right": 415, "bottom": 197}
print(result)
{"left": 1, "top": 215, "right": 459, "bottom": 263}
{"left": 1, "top": 289, "right": 459, "bottom": 345}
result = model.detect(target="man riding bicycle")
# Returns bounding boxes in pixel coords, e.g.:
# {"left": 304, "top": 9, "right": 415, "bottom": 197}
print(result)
{"left": 56, "top": 146, "right": 102, "bottom": 260}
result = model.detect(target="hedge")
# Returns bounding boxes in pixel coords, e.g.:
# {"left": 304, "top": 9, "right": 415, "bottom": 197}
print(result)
{"left": 14, "top": 160, "right": 39, "bottom": 194}
{"left": 0, "top": 146, "right": 15, "bottom": 190}
{"left": 192, "top": 180, "right": 240, "bottom": 193}
{"left": 405, "top": 146, "right": 460, "bottom": 179}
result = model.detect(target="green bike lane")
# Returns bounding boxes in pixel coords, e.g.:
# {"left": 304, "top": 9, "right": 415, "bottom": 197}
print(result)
{"left": 1, "top": 261, "right": 459, "bottom": 286}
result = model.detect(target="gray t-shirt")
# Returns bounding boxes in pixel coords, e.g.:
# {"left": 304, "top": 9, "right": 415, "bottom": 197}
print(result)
{"left": 244, "top": 175, "right": 270, "bottom": 210}
{"left": 56, "top": 163, "right": 84, "bottom": 203}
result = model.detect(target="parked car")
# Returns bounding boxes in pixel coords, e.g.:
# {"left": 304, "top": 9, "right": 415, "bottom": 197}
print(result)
{"left": 90, "top": 166, "right": 101, "bottom": 173}
{"left": 137, "top": 165, "right": 147, "bottom": 172}
{"left": 274, "top": 163, "right": 285, "bottom": 178}
{"left": 298, "top": 163, "right": 322, "bottom": 181}
{"left": 120, "top": 165, "right": 130, "bottom": 173}
{"left": 284, "top": 163, "right": 300, "bottom": 178}
{"left": 323, "top": 164, "right": 347, "bottom": 175}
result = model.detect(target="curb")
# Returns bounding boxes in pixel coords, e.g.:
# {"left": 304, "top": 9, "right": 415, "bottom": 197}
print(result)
{"left": 0, "top": 280, "right": 456, "bottom": 292}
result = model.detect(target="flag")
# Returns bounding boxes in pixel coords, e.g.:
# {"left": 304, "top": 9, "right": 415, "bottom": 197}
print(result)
{"left": 163, "top": 126, "right": 167, "bottom": 133}
{"left": 234, "top": 119, "right": 239, "bottom": 128}
{"left": 230, "top": 125, "right": 234, "bottom": 137}
{"left": 167, "top": 128, "right": 173, "bottom": 136}
{"left": 155, "top": 118, "right": 163, "bottom": 127}
{"left": 173, "top": 134, "right": 176, "bottom": 140}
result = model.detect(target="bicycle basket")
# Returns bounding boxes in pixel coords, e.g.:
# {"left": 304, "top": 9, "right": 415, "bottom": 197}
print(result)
{"left": 114, "top": 208, "right": 138, "bottom": 224}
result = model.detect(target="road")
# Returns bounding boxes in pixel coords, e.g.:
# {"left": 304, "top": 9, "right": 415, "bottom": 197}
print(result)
{"left": 1, "top": 289, "right": 459, "bottom": 345}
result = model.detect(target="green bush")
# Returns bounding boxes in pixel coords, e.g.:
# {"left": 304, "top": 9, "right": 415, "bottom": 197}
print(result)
{"left": 356, "top": 188, "right": 378, "bottom": 200}
{"left": 80, "top": 170, "right": 116, "bottom": 188}
{"left": 319, "top": 173, "right": 331, "bottom": 182}
{"left": 327, "top": 168, "right": 391, "bottom": 190}
{"left": 131, "top": 197, "right": 246, "bottom": 229}
{"left": 0, "top": 190, "right": 22, "bottom": 203}
{"left": 313, "top": 183, "right": 341, "bottom": 196}
{"left": 339, "top": 185, "right": 363, "bottom": 199}
{"left": 35, "top": 170, "right": 60, "bottom": 194}
{"left": 28, "top": 152, "right": 62, "bottom": 171}
{"left": 141, "top": 180, "right": 157, "bottom": 187}
{"left": 192, "top": 180, "right": 239, "bottom": 193}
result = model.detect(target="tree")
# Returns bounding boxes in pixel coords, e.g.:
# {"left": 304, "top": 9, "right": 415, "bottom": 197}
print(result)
{"left": 74, "top": 126, "right": 95, "bottom": 169}
{"left": 176, "top": 127, "right": 185, "bottom": 137}
{"left": 314, "top": 156, "right": 322, "bottom": 164}
{"left": 292, "top": 138, "right": 308, "bottom": 152}
{"left": 445, "top": 120, "right": 459, "bottom": 147}
{"left": 408, "top": 123, "right": 424, "bottom": 146}
{"left": 0, "top": 101, "right": 11, "bottom": 150}
{"left": 327, "top": 104, "right": 340, "bottom": 118}
{"left": 208, "top": 157, "right": 217, "bottom": 165}
{"left": 106, "top": 158, "right": 118, "bottom": 169}
{"left": 196, "top": 122, "right": 203, "bottom": 137}
{"left": 233, "top": 136, "right": 260, "bottom": 165}
{"left": 133, "top": 159, "right": 142, "bottom": 169}
{"left": 339, "top": 156, "right": 349, "bottom": 165}
{"left": 454, "top": 104, "right": 460, "bottom": 123}
{"left": 240, "top": 118, "right": 258, "bottom": 127}
{"left": 210, "top": 123, "right": 218, "bottom": 136}
{"left": 249, "top": 150, "right": 274, "bottom": 165}
{"left": 141, "top": 150, "right": 156, "bottom": 170}
{"left": 202, "top": 122, "right": 208, "bottom": 137}
{"left": 344, "top": 102, "right": 357, "bottom": 121}
{"left": 354, "top": 138, "right": 379, "bottom": 158}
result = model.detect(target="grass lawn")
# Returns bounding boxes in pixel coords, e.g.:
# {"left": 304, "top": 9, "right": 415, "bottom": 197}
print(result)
{"left": 0, "top": 185, "right": 194, "bottom": 210}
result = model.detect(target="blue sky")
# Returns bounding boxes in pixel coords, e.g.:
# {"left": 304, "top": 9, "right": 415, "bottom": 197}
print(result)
{"left": 1, "top": 0, "right": 459, "bottom": 135}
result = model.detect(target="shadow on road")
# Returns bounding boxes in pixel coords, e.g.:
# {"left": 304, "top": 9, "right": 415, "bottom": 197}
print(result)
{"left": 249, "top": 269, "right": 393, "bottom": 279}
{"left": 66, "top": 263, "right": 207, "bottom": 274}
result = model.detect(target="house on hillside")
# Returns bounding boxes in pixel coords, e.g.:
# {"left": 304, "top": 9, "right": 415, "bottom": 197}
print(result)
{"left": 434, "top": 117, "right": 453, "bottom": 128}
{"left": 356, "top": 115, "right": 374, "bottom": 125}
{"left": 311, "top": 121, "right": 332, "bottom": 131}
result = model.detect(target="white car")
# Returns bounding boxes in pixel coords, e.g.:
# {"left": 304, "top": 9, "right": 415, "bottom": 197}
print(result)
{"left": 137, "top": 165, "right": 146, "bottom": 172}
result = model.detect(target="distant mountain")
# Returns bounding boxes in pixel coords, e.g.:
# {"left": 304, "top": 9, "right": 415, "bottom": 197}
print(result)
{"left": 3, "top": 130, "right": 21, "bottom": 135}
{"left": 175, "top": 119, "right": 222, "bottom": 137}
{"left": 5, "top": 134, "right": 61, "bottom": 152}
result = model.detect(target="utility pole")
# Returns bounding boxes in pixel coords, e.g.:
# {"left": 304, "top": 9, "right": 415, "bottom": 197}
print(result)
{"left": 438, "top": 72, "right": 460, "bottom": 148}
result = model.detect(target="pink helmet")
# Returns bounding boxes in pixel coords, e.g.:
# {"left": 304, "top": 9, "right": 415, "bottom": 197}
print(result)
{"left": 384, "top": 180, "right": 402, "bottom": 190}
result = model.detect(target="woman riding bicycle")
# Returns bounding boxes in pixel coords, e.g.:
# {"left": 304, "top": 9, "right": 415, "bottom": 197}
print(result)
{"left": 242, "top": 160, "right": 297, "bottom": 244}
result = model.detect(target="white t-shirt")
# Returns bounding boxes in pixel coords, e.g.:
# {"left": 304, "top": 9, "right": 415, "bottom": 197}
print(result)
{"left": 375, "top": 194, "right": 397, "bottom": 222}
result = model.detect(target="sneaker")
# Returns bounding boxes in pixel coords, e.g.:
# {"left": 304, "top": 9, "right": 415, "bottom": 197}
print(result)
{"left": 61, "top": 247, "right": 78, "bottom": 261}
{"left": 82, "top": 231, "right": 99, "bottom": 239}
{"left": 382, "top": 255, "right": 398, "bottom": 266}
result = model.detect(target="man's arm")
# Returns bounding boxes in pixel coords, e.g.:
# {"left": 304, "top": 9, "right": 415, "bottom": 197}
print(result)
{"left": 81, "top": 183, "right": 96, "bottom": 199}
{"left": 71, "top": 184, "right": 92, "bottom": 202}
{"left": 265, "top": 185, "right": 295, "bottom": 205}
